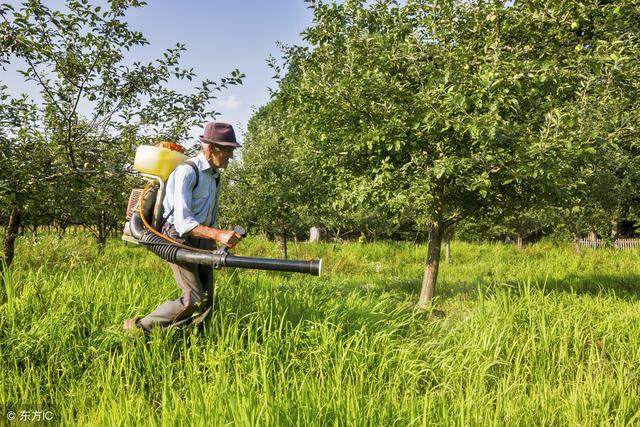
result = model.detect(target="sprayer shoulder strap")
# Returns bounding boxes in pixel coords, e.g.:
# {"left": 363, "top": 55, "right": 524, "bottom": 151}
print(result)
{"left": 182, "top": 160, "right": 219, "bottom": 189}
{"left": 183, "top": 160, "right": 199, "bottom": 189}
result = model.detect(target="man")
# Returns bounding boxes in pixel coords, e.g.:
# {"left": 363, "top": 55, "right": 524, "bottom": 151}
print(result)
{"left": 124, "top": 122, "right": 243, "bottom": 334}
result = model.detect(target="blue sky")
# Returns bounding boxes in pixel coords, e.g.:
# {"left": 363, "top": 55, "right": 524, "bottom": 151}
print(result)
{"left": 1, "top": 0, "right": 314, "bottom": 141}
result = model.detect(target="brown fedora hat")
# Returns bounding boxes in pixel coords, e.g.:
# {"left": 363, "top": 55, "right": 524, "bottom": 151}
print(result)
{"left": 199, "top": 122, "right": 242, "bottom": 147}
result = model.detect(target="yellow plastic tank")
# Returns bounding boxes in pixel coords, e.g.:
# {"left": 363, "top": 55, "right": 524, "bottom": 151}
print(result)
{"left": 133, "top": 145, "right": 188, "bottom": 181}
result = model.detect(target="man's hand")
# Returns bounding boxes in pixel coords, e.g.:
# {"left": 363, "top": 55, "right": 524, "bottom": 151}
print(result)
{"left": 190, "top": 225, "right": 242, "bottom": 248}
{"left": 216, "top": 228, "right": 242, "bottom": 248}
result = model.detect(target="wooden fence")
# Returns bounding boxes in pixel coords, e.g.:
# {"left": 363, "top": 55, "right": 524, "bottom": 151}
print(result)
{"left": 614, "top": 238, "right": 640, "bottom": 250}
{"left": 577, "top": 238, "right": 640, "bottom": 250}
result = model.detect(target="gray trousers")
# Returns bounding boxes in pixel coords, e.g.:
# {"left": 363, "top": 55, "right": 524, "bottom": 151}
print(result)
{"left": 139, "top": 225, "right": 216, "bottom": 332}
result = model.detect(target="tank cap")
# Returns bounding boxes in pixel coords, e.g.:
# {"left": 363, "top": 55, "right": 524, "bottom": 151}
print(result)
{"left": 155, "top": 140, "right": 185, "bottom": 153}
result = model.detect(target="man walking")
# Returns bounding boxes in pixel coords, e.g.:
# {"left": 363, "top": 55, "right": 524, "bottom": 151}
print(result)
{"left": 124, "top": 122, "right": 242, "bottom": 334}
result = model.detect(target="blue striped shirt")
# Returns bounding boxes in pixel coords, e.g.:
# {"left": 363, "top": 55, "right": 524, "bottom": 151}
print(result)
{"left": 162, "top": 152, "right": 220, "bottom": 237}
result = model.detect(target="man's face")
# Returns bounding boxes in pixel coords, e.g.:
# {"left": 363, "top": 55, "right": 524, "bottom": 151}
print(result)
{"left": 206, "top": 144, "right": 235, "bottom": 169}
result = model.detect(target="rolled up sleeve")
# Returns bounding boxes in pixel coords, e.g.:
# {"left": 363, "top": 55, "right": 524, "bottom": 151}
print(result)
{"left": 172, "top": 165, "right": 200, "bottom": 236}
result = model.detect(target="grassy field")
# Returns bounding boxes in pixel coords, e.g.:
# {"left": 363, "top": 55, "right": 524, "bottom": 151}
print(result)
{"left": 1, "top": 234, "right": 640, "bottom": 426}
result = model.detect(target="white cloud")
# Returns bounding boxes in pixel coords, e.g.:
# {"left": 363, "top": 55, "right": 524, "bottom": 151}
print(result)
{"left": 217, "top": 95, "right": 241, "bottom": 111}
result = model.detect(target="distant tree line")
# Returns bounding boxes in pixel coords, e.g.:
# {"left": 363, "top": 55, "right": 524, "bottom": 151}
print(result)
{"left": 223, "top": 0, "right": 640, "bottom": 306}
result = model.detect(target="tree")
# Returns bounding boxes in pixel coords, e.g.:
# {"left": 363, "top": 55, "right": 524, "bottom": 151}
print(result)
{"left": 223, "top": 101, "right": 324, "bottom": 257}
{"left": 533, "top": 0, "right": 640, "bottom": 246}
{"left": 0, "top": 0, "right": 243, "bottom": 264}
{"left": 0, "top": 90, "right": 42, "bottom": 269}
{"left": 265, "top": 0, "right": 637, "bottom": 308}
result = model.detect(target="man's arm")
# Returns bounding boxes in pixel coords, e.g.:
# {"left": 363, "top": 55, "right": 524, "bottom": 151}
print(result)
{"left": 190, "top": 225, "right": 241, "bottom": 248}
{"left": 170, "top": 163, "right": 241, "bottom": 248}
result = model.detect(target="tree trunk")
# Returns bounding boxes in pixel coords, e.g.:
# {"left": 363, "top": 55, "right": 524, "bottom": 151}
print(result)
{"left": 280, "top": 219, "right": 288, "bottom": 259}
{"left": 611, "top": 218, "right": 619, "bottom": 241}
{"left": 2, "top": 206, "right": 21, "bottom": 270}
{"left": 417, "top": 221, "right": 444, "bottom": 308}
{"left": 444, "top": 230, "right": 451, "bottom": 264}
{"left": 417, "top": 188, "right": 444, "bottom": 309}
{"left": 516, "top": 234, "right": 523, "bottom": 249}
{"left": 57, "top": 224, "right": 67, "bottom": 239}
{"left": 96, "top": 211, "right": 107, "bottom": 252}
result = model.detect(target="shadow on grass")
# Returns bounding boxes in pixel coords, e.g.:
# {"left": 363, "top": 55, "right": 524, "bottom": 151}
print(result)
{"left": 198, "top": 277, "right": 439, "bottom": 346}
{"left": 339, "top": 268, "right": 640, "bottom": 305}
{"left": 116, "top": 270, "right": 640, "bottom": 354}
{"left": 432, "top": 272, "right": 640, "bottom": 302}
{"left": 528, "top": 272, "right": 640, "bottom": 300}
{"left": 151, "top": 270, "right": 640, "bottom": 351}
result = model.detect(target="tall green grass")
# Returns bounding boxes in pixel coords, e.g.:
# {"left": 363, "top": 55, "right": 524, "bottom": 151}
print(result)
{"left": 1, "top": 235, "right": 640, "bottom": 425}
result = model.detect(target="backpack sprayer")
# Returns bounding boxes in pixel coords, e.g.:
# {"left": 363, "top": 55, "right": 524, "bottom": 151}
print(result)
{"left": 122, "top": 141, "right": 322, "bottom": 276}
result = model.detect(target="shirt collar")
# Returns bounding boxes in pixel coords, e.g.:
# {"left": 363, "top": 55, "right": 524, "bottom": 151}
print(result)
{"left": 195, "top": 152, "right": 219, "bottom": 176}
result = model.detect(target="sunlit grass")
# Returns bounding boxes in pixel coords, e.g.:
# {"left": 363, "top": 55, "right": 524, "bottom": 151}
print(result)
{"left": 1, "top": 234, "right": 640, "bottom": 425}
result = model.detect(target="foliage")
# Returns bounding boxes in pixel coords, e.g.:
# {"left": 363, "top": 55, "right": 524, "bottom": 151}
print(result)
{"left": 222, "top": 102, "right": 321, "bottom": 242}
{"left": 231, "top": 0, "right": 640, "bottom": 305}
{"left": 0, "top": 0, "right": 243, "bottom": 259}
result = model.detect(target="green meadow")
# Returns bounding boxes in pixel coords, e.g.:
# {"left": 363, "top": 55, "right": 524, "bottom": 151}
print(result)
{"left": 2, "top": 235, "right": 640, "bottom": 426}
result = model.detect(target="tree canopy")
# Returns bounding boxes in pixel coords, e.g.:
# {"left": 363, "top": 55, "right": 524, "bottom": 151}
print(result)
{"left": 0, "top": 0, "right": 243, "bottom": 266}
{"left": 228, "top": 0, "right": 640, "bottom": 307}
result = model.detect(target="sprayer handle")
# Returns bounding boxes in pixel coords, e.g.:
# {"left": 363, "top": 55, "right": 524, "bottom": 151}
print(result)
{"left": 233, "top": 225, "right": 247, "bottom": 238}
{"left": 220, "top": 225, "right": 247, "bottom": 254}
